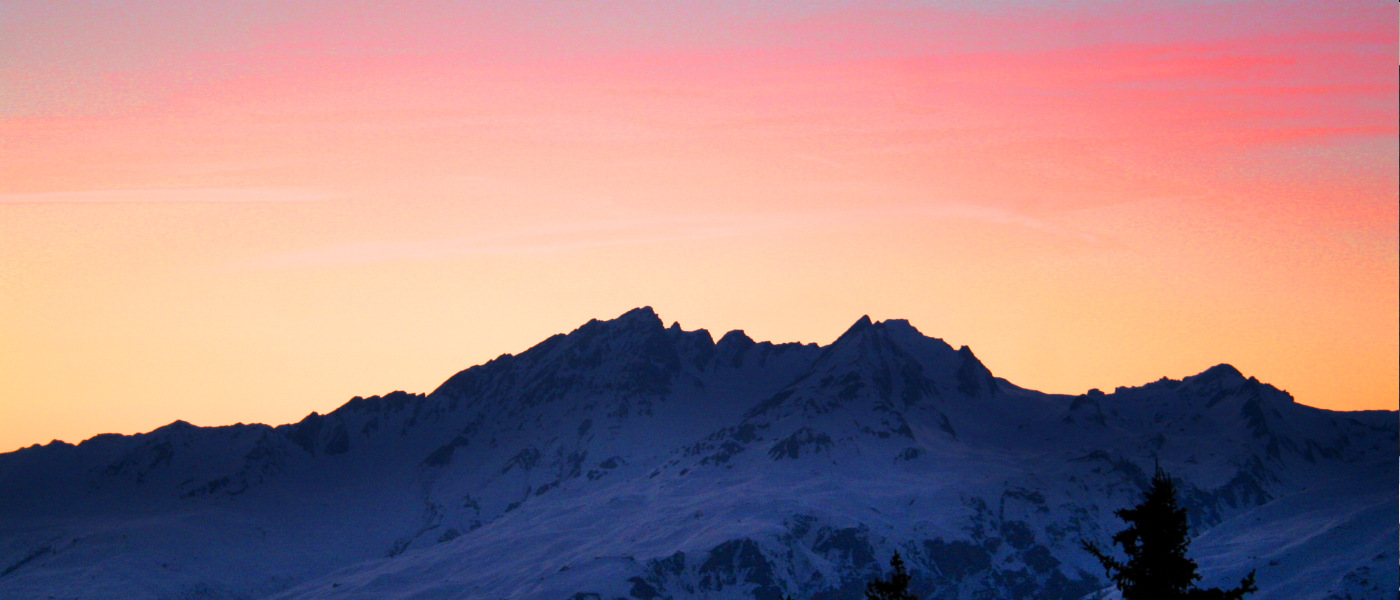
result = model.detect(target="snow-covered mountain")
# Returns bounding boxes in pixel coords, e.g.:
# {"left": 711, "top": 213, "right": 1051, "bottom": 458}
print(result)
{"left": 1, "top": 308, "right": 1394, "bottom": 600}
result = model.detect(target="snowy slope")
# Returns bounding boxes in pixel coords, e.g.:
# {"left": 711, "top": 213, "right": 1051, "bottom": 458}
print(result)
{"left": 0, "top": 308, "right": 1393, "bottom": 600}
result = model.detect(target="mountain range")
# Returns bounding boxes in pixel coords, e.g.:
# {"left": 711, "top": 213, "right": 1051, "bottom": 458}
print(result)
{"left": 1, "top": 307, "right": 1394, "bottom": 600}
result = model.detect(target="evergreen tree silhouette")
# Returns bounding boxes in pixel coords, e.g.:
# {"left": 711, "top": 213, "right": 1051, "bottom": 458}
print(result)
{"left": 865, "top": 552, "right": 917, "bottom": 600}
{"left": 1083, "top": 467, "right": 1257, "bottom": 600}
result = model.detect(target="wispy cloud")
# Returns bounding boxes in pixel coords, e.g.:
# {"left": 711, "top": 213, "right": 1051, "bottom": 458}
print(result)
{"left": 0, "top": 188, "right": 335, "bottom": 205}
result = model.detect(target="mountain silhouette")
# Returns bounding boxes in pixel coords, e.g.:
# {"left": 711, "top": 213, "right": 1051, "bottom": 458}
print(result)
{"left": 0, "top": 308, "right": 1393, "bottom": 600}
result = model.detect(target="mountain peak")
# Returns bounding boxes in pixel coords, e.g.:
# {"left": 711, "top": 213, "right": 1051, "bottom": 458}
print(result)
{"left": 955, "top": 345, "right": 997, "bottom": 397}
{"left": 1199, "top": 363, "right": 1243, "bottom": 379}
{"left": 1186, "top": 363, "right": 1246, "bottom": 387}
{"left": 3, "top": 308, "right": 1393, "bottom": 600}
{"left": 832, "top": 315, "right": 874, "bottom": 345}
{"left": 834, "top": 316, "right": 931, "bottom": 343}
{"left": 716, "top": 329, "right": 754, "bottom": 346}
{"left": 576, "top": 306, "right": 667, "bottom": 337}
{"left": 874, "top": 318, "right": 916, "bottom": 331}
{"left": 616, "top": 305, "right": 661, "bottom": 323}
{"left": 154, "top": 420, "right": 196, "bottom": 433}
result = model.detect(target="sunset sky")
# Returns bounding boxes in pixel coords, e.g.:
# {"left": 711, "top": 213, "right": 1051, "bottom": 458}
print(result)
{"left": 1, "top": 1, "right": 1395, "bottom": 452}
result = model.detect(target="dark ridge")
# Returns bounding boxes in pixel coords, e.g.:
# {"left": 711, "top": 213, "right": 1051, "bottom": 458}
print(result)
{"left": 611, "top": 306, "right": 664, "bottom": 329}
{"left": 668, "top": 325, "right": 717, "bottom": 369}
{"left": 833, "top": 315, "right": 874, "bottom": 344}
{"left": 155, "top": 420, "right": 196, "bottom": 432}
{"left": 1187, "top": 364, "right": 1245, "bottom": 385}
{"left": 714, "top": 330, "right": 757, "bottom": 368}
{"left": 338, "top": 390, "right": 424, "bottom": 415}
{"left": 285, "top": 412, "right": 324, "bottom": 455}
{"left": 872, "top": 318, "right": 920, "bottom": 335}
{"left": 809, "top": 315, "right": 877, "bottom": 369}
{"left": 75, "top": 433, "right": 133, "bottom": 450}
{"left": 431, "top": 309, "right": 673, "bottom": 403}
{"left": 0, "top": 546, "right": 51, "bottom": 578}
{"left": 955, "top": 346, "right": 997, "bottom": 397}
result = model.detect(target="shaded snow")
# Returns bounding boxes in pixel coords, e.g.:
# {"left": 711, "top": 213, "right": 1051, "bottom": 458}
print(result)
{"left": 0, "top": 308, "right": 1393, "bottom": 600}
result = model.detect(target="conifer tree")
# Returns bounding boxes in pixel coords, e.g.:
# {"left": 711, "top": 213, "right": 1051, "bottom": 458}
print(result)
{"left": 1084, "top": 468, "right": 1257, "bottom": 600}
{"left": 866, "top": 552, "right": 917, "bottom": 600}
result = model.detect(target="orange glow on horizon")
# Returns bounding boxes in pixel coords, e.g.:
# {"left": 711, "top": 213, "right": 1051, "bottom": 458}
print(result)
{"left": 1, "top": 0, "right": 1395, "bottom": 452}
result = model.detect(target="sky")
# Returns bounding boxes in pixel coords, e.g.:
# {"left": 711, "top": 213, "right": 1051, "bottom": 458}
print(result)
{"left": 1, "top": 0, "right": 1395, "bottom": 452}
